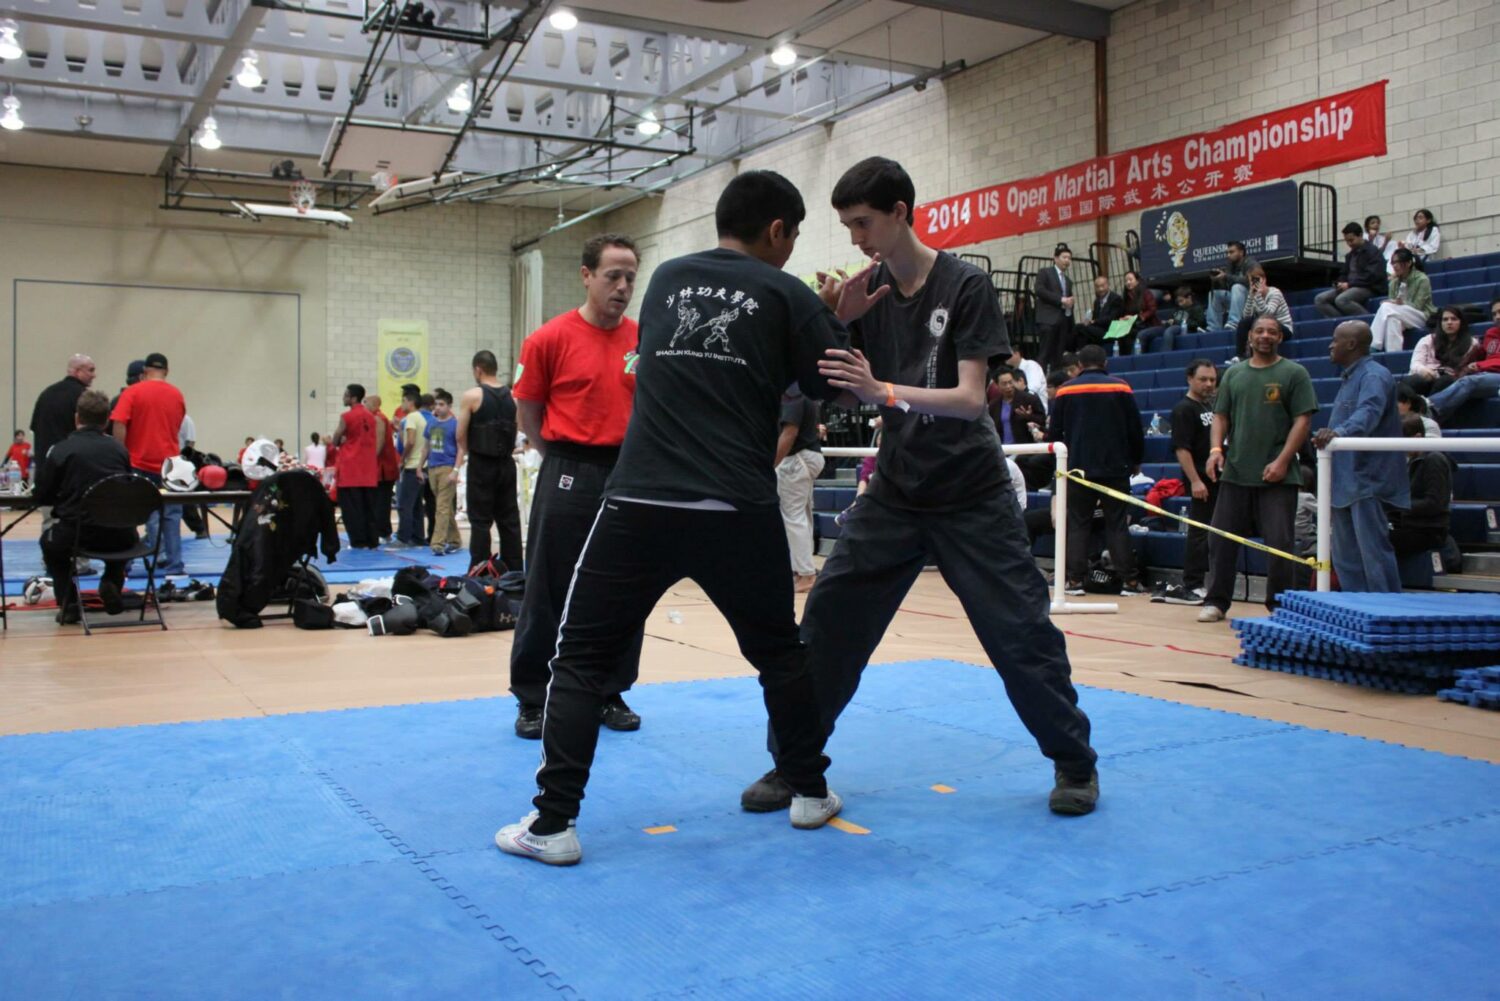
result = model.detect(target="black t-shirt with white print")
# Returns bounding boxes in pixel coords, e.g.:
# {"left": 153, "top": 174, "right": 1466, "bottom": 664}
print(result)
{"left": 854, "top": 251, "right": 1011, "bottom": 511}
{"left": 606, "top": 248, "right": 850, "bottom": 510}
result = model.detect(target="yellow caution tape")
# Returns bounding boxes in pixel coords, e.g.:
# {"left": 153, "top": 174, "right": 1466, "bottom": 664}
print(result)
{"left": 1057, "top": 470, "right": 1331, "bottom": 573}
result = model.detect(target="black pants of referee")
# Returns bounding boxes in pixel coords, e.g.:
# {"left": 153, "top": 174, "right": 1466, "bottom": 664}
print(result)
{"left": 770, "top": 486, "right": 1097, "bottom": 779}
{"left": 534, "top": 499, "right": 830, "bottom": 821}
{"left": 467, "top": 454, "right": 522, "bottom": 572}
{"left": 509, "top": 449, "right": 640, "bottom": 710}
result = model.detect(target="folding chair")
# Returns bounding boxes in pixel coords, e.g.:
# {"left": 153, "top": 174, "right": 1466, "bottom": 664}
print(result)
{"left": 68, "top": 474, "right": 167, "bottom": 634}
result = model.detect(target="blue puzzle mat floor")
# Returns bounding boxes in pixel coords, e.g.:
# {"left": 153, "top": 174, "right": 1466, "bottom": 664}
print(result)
{"left": 1, "top": 660, "right": 1496, "bottom": 999}
{"left": 2, "top": 535, "right": 476, "bottom": 591}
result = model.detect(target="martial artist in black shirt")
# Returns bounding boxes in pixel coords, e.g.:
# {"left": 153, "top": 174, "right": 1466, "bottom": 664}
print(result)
{"left": 740, "top": 157, "right": 1099, "bottom": 818}
{"left": 495, "top": 171, "right": 851, "bottom": 866}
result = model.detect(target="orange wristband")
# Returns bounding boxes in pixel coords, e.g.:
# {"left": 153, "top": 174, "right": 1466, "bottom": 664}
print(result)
{"left": 884, "top": 382, "right": 897, "bottom": 407}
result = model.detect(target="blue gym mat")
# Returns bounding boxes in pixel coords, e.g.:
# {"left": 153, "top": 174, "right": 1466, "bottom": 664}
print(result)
{"left": 2, "top": 536, "right": 475, "bottom": 590}
{"left": 1, "top": 660, "right": 1495, "bottom": 999}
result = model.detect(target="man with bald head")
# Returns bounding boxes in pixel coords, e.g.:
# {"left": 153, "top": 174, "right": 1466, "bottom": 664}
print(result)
{"left": 30, "top": 354, "right": 97, "bottom": 468}
{"left": 1313, "top": 321, "right": 1408, "bottom": 592}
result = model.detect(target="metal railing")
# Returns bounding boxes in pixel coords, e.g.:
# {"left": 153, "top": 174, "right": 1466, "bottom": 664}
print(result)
{"left": 824, "top": 443, "right": 1118, "bottom": 615}
{"left": 1299, "top": 181, "right": 1339, "bottom": 264}
{"left": 1314, "top": 435, "right": 1500, "bottom": 591}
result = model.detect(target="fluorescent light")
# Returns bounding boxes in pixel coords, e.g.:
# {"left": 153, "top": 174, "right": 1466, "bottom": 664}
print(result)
{"left": 235, "top": 51, "right": 262, "bottom": 89}
{"left": 0, "top": 20, "right": 21, "bottom": 62}
{"left": 447, "top": 81, "right": 472, "bottom": 113}
{"left": 0, "top": 95, "right": 22, "bottom": 132}
{"left": 636, "top": 111, "right": 661, "bottom": 136}
{"left": 196, "top": 116, "right": 222, "bottom": 150}
{"left": 770, "top": 44, "right": 797, "bottom": 67}
{"left": 548, "top": 9, "right": 578, "bottom": 31}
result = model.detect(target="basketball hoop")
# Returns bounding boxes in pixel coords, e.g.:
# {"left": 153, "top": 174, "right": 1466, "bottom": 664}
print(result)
{"left": 290, "top": 180, "right": 318, "bottom": 215}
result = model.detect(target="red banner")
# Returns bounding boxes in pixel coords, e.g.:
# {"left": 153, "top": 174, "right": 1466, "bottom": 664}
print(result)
{"left": 915, "top": 81, "right": 1387, "bottom": 250}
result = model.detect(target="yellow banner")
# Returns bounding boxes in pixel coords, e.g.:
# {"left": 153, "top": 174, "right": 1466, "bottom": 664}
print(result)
{"left": 376, "top": 319, "right": 428, "bottom": 411}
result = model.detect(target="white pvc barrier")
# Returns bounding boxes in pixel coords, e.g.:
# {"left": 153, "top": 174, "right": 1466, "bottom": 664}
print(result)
{"left": 1315, "top": 435, "right": 1500, "bottom": 591}
{"left": 823, "top": 442, "right": 1118, "bottom": 615}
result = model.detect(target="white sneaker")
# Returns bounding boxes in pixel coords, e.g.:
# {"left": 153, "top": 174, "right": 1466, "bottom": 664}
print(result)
{"left": 790, "top": 789, "right": 843, "bottom": 829}
{"left": 1196, "top": 605, "right": 1226, "bottom": 623}
{"left": 494, "top": 811, "right": 582, "bottom": 865}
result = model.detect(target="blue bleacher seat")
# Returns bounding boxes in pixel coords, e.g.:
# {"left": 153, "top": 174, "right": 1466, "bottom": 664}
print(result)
{"left": 1453, "top": 464, "right": 1500, "bottom": 500}
{"left": 1450, "top": 504, "right": 1494, "bottom": 544}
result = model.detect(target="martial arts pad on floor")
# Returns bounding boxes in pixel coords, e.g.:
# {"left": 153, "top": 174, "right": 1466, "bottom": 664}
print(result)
{"left": 1, "top": 660, "right": 1494, "bottom": 999}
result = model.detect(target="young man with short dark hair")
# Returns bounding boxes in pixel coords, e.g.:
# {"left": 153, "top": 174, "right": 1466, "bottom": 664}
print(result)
{"left": 330, "top": 382, "right": 380, "bottom": 549}
{"left": 741, "top": 156, "right": 1099, "bottom": 819}
{"left": 1157, "top": 359, "right": 1218, "bottom": 605}
{"left": 509, "top": 233, "right": 644, "bottom": 738}
{"left": 1207, "top": 240, "right": 1256, "bottom": 330}
{"left": 1315, "top": 222, "right": 1388, "bottom": 318}
{"left": 425, "top": 389, "right": 462, "bottom": 555}
{"left": 455, "top": 349, "right": 521, "bottom": 571}
{"left": 1048, "top": 344, "right": 1146, "bottom": 596}
{"left": 495, "top": 172, "right": 850, "bottom": 865}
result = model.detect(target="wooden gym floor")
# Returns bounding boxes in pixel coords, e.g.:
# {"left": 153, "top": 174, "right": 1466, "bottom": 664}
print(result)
{"left": 2, "top": 519, "right": 1496, "bottom": 763}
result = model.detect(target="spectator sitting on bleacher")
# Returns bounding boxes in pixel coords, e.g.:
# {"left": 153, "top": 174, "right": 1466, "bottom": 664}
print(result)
{"left": 987, "top": 367, "right": 1046, "bottom": 446}
{"left": 1206, "top": 240, "right": 1256, "bottom": 330}
{"left": 1234, "top": 266, "right": 1293, "bottom": 361}
{"left": 1396, "top": 383, "right": 1442, "bottom": 438}
{"left": 1058, "top": 353, "right": 1082, "bottom": 379}
{"left": 1405, "top": 306, "right": 1473, "bottom": 396}
{"left": 1388, "top": 413, "right": 1453, "bottom": 560}
{"left": 1044, "top": 368, "right": 1070, "bottom": 406}
{"left": 1313, "top": 321, "right": 1408, "bottom": 593}
{"left": 1197, "top": 316, "right": 1318, "bottom": 623}
{"left": 1047, "top": 345, "right": 1146, "bottom": 596}
{"left": 1007, "top": 348, "right": 1048, "bottom": 414}
{"left": 1371, "top": 249, "right": 1435, "bottom": 352}
{"left": 1118, "top": 271, "right": 1158, "bottom": 356}
{"left": 1315, "top": 222, "right": 1388, "bottom": 318}
{"left": 1393, "top": 209, "right": 1441, "bottom": 266}
{"left": 1428, "top": 296, "right": 1500, "bottom": 424}
{"left": 1073, "top": 275, "right": 1124, "bottom": 351}
{"left": 1156, "top": 359, "right": 1219, "bottom": 605}
{"left": 1137, "top": 285, "right": 1204, "bottom": 355}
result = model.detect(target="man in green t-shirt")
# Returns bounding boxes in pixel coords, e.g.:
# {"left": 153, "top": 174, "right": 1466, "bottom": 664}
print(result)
{"left": 1197, "top": 315, "right": 1318, "bottom": 622}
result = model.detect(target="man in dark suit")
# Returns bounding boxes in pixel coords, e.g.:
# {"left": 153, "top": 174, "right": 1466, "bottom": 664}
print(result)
{"left": 989, "top": 367, "right": 1054, "bottom": 490}
{"left": 1072, "top": 274, "right": 1125, "bottom": 350}
{"left": 1033, "top": 243, "right": 1076, "bottom": 372}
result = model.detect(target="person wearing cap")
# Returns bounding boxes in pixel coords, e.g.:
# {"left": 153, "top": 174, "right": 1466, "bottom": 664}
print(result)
{"left": 110, "top": 352, "right": 188, "bottom": 576}
{"left": 107, "top": 359, "right": 146, "bottom": 435}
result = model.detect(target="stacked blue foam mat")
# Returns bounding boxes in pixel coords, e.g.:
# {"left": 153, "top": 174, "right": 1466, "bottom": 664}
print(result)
{"left": 1438, "top": 666, "right": 1500, "bottom": 709}
{"left": 1231, "top": 592, "right": 1500, "bottom": 694}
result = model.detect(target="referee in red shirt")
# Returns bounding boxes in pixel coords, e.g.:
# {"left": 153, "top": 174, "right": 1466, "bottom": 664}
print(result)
{"left": 509, "top": 233, "right": 642, "bottom": 739}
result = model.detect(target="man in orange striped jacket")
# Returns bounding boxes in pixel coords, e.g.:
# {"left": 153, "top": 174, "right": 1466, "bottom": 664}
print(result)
{"left": 1046, "top": 344, "right": 1146, "bottom": 596}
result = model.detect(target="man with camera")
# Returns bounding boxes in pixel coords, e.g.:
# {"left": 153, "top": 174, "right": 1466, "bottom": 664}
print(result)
{"left": 1206, "top": 241, "right": 1257, "bottom": 331}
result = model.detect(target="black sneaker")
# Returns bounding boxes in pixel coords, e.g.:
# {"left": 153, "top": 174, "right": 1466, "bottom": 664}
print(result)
{"left": 1119, "top": 579, "right": 1149, "bottom": 596}
{"left": 740, "top": 769, "right": 794, "bottom": 813}
{"left": 600, "top": 696, "right": 641, "bottom": 732}
{"left": 56, "top": 603, "right": 82, "bottom": 625}
{"left": 514, "top": 704, "right": 543, "bottom": 740}
{"left": 1159, "top": 583, "right": 1206, "bottom": 606}
{"left": 1064, "top": 581, "right": 1086, "bottom": 597}
{"left": 97, "top": 578, "right": 125, "bottom": 615}
{"left": 1049, "top": 767, "right": 1099, "bottom": 816}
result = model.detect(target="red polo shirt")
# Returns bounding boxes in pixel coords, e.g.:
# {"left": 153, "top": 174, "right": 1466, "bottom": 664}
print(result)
{"left": 109, "top": 378, "right": 186, "bottom": 474}
{"left": 337, "top": 405, "right": 378, "bottom": 488}
{"left": 513, "top": 310, "right": 637, "bottom": 446}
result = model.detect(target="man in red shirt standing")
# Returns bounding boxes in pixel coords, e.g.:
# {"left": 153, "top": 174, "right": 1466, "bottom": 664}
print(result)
{"left": 509, "top": 233, "right": 642, "bottom": 739}
{"left": 110, "top": 352, "right": 187, "bottom": 575}
{"left": 331, "top": 383, "right": 381, "bottom": 549}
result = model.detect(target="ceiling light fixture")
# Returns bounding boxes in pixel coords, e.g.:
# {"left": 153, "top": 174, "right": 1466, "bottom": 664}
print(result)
{"left": 0, "top": 20, "right": 22, "bottom": 62}
{"left": 235, "top": 51, "right": 262, "bottom": 89}
{"left": 1, "top": 95, "right": 23, "bottom": 132}
{"left": 196, "top": 115, "right": 222, "bottom": 150}
{"left": 770, "top": 44, "right": 797, "bottom": 67}
{"left": 447, "top": 81, "right": 473, "bottom": 114}
{"left": 636, "top": 111, "right": 661, "bottom": 136}
{"left": 548, "top": 9, "right": 578, "bottom": 31}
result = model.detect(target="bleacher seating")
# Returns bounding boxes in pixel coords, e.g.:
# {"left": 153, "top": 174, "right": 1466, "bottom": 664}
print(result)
{"left": 808, "top": 251, "right": 1500, "bottom": 589}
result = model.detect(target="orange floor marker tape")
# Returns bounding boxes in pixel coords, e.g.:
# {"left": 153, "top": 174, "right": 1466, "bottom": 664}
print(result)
{"left": 643, "top": 826, "right": 677, "bottom": 835}
{"left": 931, "top": 784, "right": 957, "bottom": 794}
{"left": 827, "top": 818, "right": 870, "bottom": 835}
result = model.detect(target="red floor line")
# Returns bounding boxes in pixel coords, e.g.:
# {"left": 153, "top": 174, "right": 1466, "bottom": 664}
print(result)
{"left": 1165, "top": 644, "right": 1236, "bottom": 659}
{"left": 1063, "top": 630, "right": 1156, "bottom": 648}
{"left": 895, "top": 607, "right": 963, "bottom": 620}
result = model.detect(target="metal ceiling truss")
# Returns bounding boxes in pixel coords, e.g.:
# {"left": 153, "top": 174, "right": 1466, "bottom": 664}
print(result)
{"left": 162, "top": 152, "right": 373, "bottom": 218}
{"left": 0, "top": 0, "right": 936, "bottom": 218}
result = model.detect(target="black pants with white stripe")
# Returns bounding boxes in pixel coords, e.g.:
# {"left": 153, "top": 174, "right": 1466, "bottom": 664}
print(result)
{"left": 771, "top": 487, "right": 1097, "bottom": 779}
{"left": 533, "top": 499, "right": 831, "bottom": 821}
{"left": 509, "top": 449, "right": 640, "bottom": 709}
